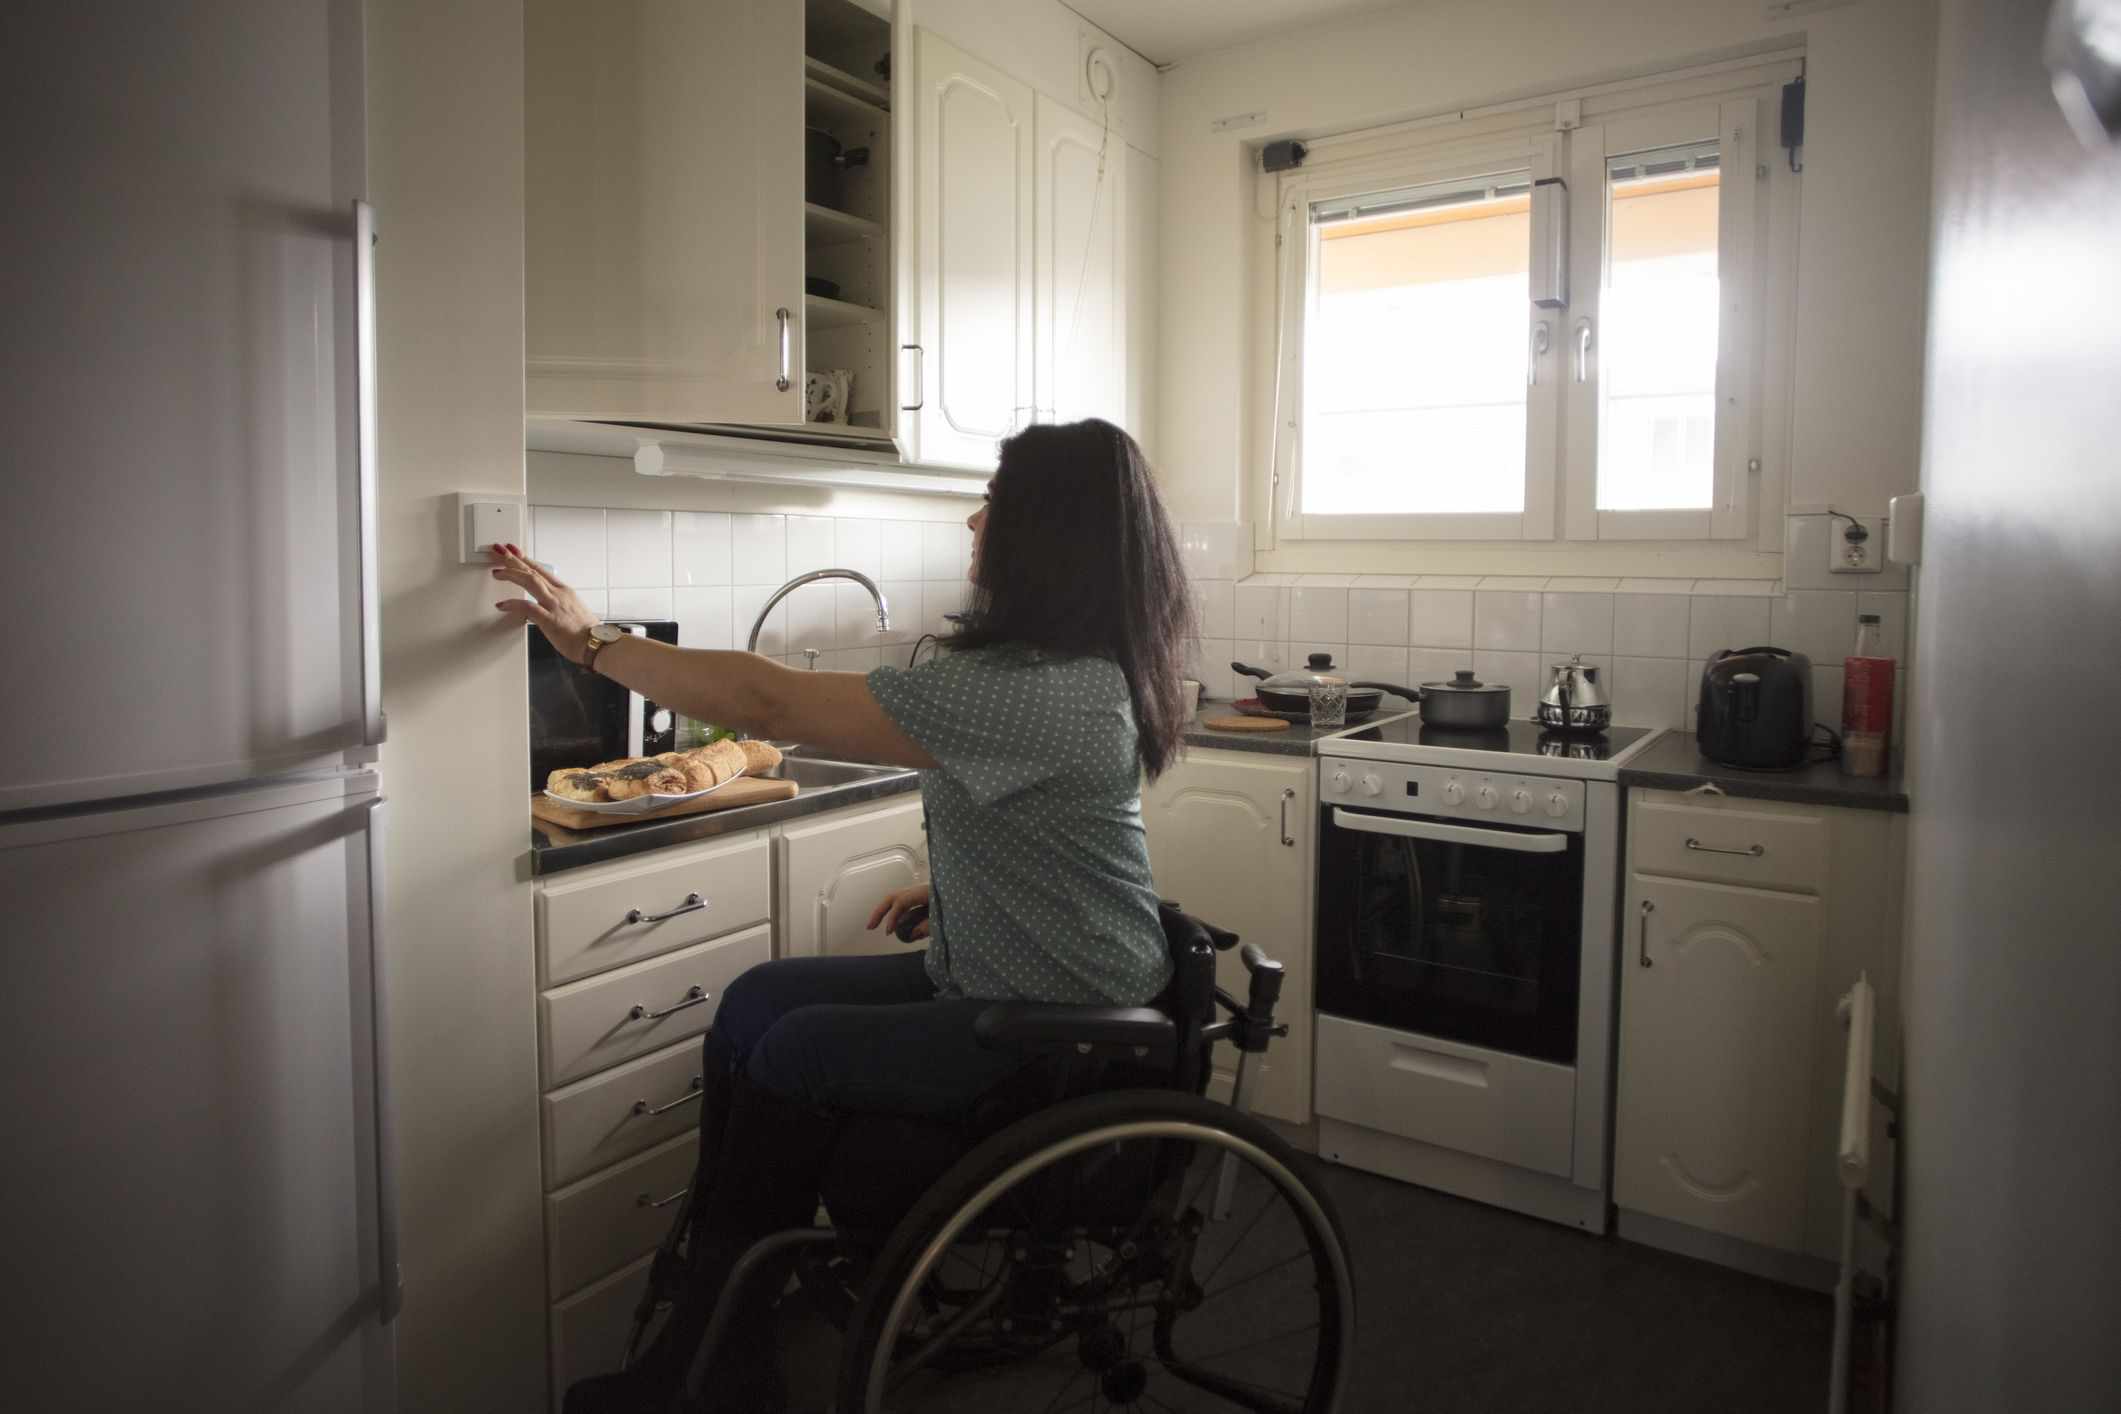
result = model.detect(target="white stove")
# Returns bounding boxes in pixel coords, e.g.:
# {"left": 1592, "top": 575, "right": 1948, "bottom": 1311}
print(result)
{"left": 1309, "top": 714, "right": 1664, "bottom": 1232}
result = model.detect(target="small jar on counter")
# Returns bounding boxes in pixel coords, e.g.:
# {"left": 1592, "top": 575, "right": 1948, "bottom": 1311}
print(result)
{"left": 1841, "top": 613, "right": 1895, "bottom": 777}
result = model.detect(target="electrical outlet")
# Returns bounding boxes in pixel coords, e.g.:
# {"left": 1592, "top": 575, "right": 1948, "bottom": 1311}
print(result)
{"left": 1828, "top": 515, "right": 1888, "bottom": 575}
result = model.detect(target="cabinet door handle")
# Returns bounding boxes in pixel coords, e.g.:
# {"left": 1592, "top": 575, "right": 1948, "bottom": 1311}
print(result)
{"left": 629, "top": 984, "right": 708, "bottom": 1022}
{"left": 775, "top": 306, "right": 792, "bottom": 391}
{"left": 1279, "top": 787, "right": 1297, "bottom": 847}
{"left": 1638, "top": 898, "right": 1655, "bottom": 968}
{"left": 637, "top": 1187, "right": 689, "bottom": 1210}
{"left": 900, "top": 343, "right": 924, "bottom": 411}
{"left": 1684, "top": 837, "right": 1765, "bottom": 858}
{"left": 625, "top": 892, "right": 706, "bottom": 925}
{"left": 632, "top": 1077, "right": 705, "bottom": 1117}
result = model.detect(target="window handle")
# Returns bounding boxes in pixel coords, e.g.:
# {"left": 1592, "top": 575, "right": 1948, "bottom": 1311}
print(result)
{"left": 1574, "top": 316, "right": 1594, "bottom": 383}
{"left": 1529, "top": 321, "right": 1551, "bottom": 387}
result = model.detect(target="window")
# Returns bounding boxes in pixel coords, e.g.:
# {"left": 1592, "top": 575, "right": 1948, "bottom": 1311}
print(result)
{"left": 1269, "top": 59, "right": 1798, "bottom": 545}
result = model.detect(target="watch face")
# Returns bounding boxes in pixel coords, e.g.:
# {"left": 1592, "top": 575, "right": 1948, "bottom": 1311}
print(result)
{"left": 590, "top": 623, "right": 623, "bottom": 644}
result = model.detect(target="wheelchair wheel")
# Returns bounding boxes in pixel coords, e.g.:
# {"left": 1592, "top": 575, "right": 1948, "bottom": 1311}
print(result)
{"left": 836, "top": 1088, "right": 1353, "bottom": 1414}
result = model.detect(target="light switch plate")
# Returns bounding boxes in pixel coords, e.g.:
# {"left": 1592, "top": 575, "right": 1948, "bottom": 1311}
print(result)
{"left": 457, "top": 496, "right": 526, "bottom": 564}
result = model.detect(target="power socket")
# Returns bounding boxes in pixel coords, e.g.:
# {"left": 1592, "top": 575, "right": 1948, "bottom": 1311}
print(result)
{"left": 1828, "top": 515, "right": 1887, "bottom": 575}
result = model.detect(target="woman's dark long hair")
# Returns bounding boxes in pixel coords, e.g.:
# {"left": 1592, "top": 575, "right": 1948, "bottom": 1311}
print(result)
{"left": 950, "top": 419, "right": 1194, "bottom": 778}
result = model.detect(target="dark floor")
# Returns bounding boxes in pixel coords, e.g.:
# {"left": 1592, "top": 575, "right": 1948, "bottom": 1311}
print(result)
{"left": 778, "top": 1160, "right": 1832, "bottom": 1412}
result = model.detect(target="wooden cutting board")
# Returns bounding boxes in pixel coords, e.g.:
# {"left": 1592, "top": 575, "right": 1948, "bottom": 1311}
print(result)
{"left": 530, "top": 777, "right": 799, "bottom": 832}
{"left": 1200, "top": 714, "right": 1292, "bottom": 734}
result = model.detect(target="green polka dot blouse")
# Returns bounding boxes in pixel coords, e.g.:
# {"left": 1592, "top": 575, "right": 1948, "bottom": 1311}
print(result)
{"left": 867, "top": 646, "right": 1171, "bottom": 1007}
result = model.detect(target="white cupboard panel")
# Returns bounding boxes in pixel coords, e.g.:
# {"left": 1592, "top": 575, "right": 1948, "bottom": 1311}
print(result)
{"left": 912, "top": 27, "right": 1034, "bottom": 467}
{"left": 545, "top": 1131, "right": 698, "bottom": 1299}
{"left": 537, "top": 831, "right": 772, "bottom": 987}
{"left": 1631, "top": 790, "right": 1827, "bottom": 893}
{"left": 1034, "top": 92, "right": 1126, "bottom": 429}
{"left": 542, "top": 1035, "right": 708, "bottom": 1190}
{"left": 540, "top": 924, "right": 771, "bottom": 1088}
{"left": 550, "top": 1252, "right": 666, "bottom": 1413}
{"left": 778, "top": 798, "right": 928, "bottom": 959}
{"left": 1614, "top": 873, "right": 1823, "bottom": 1250}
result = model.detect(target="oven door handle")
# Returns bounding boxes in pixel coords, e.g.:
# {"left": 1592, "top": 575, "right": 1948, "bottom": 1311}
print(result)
{"left": 1330, "top": 808, "right": 1569, "bottom": 854}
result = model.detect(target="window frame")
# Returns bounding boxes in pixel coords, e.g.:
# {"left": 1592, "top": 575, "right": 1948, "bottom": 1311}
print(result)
{"left": 1261, "top": 56, "right": 1802, "bottom": 552}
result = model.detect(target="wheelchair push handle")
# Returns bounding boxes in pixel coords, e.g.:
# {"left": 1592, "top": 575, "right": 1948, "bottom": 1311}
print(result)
{"left": 1224, "top": 942, "right": 1289, "bottom": 1055}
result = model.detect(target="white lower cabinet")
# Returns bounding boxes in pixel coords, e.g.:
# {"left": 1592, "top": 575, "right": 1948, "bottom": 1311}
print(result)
{"left": 1141, "top": 749, "right": 1314, "bottom": 1126}
{"left": 1613, "top": 788, "right": 1904, "bottom": 1274}
{"left": 1614, "top": 873, "right": 1824, "bottom": 1250}
{"left": 776, "top": 796, "right": 928, "bottom": 959}
{"left": 551, "top": 1252, "right": 668, "bottom": 1405}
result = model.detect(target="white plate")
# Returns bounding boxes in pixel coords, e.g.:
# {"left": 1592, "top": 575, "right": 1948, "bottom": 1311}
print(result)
{"left": 540, "top": 772, "right": 745, "bottom": 817}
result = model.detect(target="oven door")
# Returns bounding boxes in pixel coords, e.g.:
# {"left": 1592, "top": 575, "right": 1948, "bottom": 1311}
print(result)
{"left": 1315, "top": 805, "right": 1585, "bottom": 1064}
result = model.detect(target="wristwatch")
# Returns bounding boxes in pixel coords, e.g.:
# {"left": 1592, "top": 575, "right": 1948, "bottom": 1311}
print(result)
{"left": 580, "top": 622, "right": 626, "bottom": 675}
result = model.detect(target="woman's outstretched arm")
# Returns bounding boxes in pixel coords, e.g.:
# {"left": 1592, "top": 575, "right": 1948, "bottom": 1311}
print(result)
{"left": 490, "top": 546, "right": 936, "bottom": 768}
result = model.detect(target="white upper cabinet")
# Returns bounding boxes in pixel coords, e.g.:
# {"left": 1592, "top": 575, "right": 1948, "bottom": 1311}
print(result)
{"left": 1034, "top": 92, "right": 1127, "bottom": 430}
{"left": 907, "top": 27, "right": 1036, "bottom": 469}
{"left": 526, "top": 0, "right": 805, "bottom": 425}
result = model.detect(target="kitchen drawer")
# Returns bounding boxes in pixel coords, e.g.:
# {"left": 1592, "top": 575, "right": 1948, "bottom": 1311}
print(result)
{"left": 550, "top": 1252, "right": 668, "bottom": 1414}
{"left": 1630, "top": 791, "right": 1827, "bottom": 893}
{"left": 538, "top": 831, "right": 770, "bottom": 987}
{"left": 540, "top": 923, "right": 769, "bottom": 1088}
{"left": 542, "top": 1035, "right": 708, "bottom": 1191}
{"left": 546, "top": 1130, "right": 697, "bottom": 1300}
{"left": 1314, "top": 1013, "right": 1575, "bottom": 1179}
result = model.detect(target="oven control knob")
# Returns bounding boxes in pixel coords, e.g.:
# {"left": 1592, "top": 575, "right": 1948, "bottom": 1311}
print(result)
{"left": 1475, "top": 784, "right": 1498, "bottom": 810}
{"left": 1441, "top": 780, "right": 1466, "bottom": 806}
{"left": 1510, "top": 788, "right": 1532, "bottom": 815}
{"left": 1358, "top": 772, "right": 1384, "bottom": 797}
{"left": 1546, "top": 791, "right": 1569, "bottom": 818}
{"left": 1328, "top": 769, "right": 1351, "bottom": 794}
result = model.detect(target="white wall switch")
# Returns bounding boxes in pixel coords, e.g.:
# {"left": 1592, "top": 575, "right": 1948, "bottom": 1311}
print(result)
{"left": 1887, "top": 492, "right": 1924, "bottom": 565}
{"left": 457, "top": 496, "right": 526, "bottom": 564}
{"left": 1827, "top": 512, "right": 1887, "bottom": 574}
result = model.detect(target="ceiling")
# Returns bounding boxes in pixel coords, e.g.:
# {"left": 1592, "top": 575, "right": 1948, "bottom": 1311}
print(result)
{"left": 1065, "top": 0, "right": 1410, "bottom": 66}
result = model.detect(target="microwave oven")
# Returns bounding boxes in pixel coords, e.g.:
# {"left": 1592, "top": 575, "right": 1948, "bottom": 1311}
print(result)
{"left": 528, "top": 619, "right": 679, "bottom": 790}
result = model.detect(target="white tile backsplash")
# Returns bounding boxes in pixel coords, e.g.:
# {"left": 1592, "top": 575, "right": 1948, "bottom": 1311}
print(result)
{"left": 605, "top": 510, "right": 671, "bottom": 587}
{"left": 1232, "top": 584, "right": 1286, "bottom": 641}
{"left": 1478, "top": 576, "right": 1549, "bottom": 590}
{"left": 786, "top": 515, "right": 836, "bottom": 577}
{"left": 1178, "top": 523, "right": 1252, "bottom": 581}
{"left": 532, "top": 506, "right": 606, "bottom": 587}
{"left": 1408, "top": 647, "right": 1470, "bottom": 685}
{"left": 1771, "top": 589, "right": 1859, "bottom": 666}
{"left": 1474, "top": 590, "right": 1542, "bottom": 652}
{"left": 880, "top": 520, "right": 925, "bottom": 580}
{"left": 1186, "top": 638, "right": 1237, "bottom": 703}
{"left": 1194, "top": 580, "right": 1235, "bottom": 639}
{"left": 823, "top": 647, "right": 881, "bottom": 674}
{"left": 835, "top": 581, "right": 891, "bottom": 650}
{"left": 1541, "top": 591, "right": 1614, "bottom": 656}
{"left": 730, "top": 514, "right": 786, "bottom": 586}
{"left": 878, "top": 581, "right": 920, "bottom": 646}
{"left": 921, "top": 521, "right": 965, "bottom": 581}
{"left": 1813, "top": 664, "right": 1845, "bottom": 727}
{"left": 1288, "top": 585, "right": 1349, "bottom": 643}
{"left": 1688, "top": 596, "right": 1773, "bottom": 663}
{"left": 731, "top": 583, "right": 786, "bottom": 655}
{"left": 1471, "top": 649, "right": 1543, "bottom": 715}
{"left": 1407, "top": 589, "right": 1474, "bottom": 649}
{"left": 783, "top": 581, "right": 838, "bottom": 655}
{"left": 832, "top": 518, "right": 881, "bottom": 581}
{"left": 1347, "top": 588, "right": 1410, "bottom": 647}
{"left": 607, "top": 586, "right": 672, "bottom": 619}
{"left": 1609, "top": 656, "right": 1686, "bottom": 730}
{"left": 920, "top": 580, "right": 967, "bottom": 639}
{"left": 1613, "top": 593, "right": 1691, "bottom": 658}
{"left": 673, "top": 586, "right": 732, "bottom": 650}
{"left": 673, "top": 512, "right": 731, "bottom": 587}
{"left": 1344, "top": 645, "right": 1413, "bottom": 707}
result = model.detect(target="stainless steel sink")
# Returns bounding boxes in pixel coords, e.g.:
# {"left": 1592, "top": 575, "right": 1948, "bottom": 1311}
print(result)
{"left": 763, "top": 746, "right": 915, "bottom": 789}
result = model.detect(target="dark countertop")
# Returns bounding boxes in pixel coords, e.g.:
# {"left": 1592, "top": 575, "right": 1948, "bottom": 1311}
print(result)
{"left": 1180, "top": 704, "right": 1415, "bottom": 757}
{"left": 1618, "top": 731, "right": 1909, "bottom": 813}
{"left": 531, "top": 768, "right": 922, "bottom": 876}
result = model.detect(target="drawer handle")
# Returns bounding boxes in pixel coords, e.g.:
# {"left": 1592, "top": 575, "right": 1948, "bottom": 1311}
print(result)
{"left": 629, "top": 985, "right": 708, "bottom": 1022}
{"left": 633, "top": 1077, "right": 705, "bottom": 1117}
{"left": 625, "top": 892, "right": 707, "bottom": 926}
{"left": 637, "top": 1187, "right": 689, "bottom": 1210}
{"left": 1684, "top": 837, "right": 1764, "bottom": 858}
{"left": 1638, "top": 897, "right": 1656, "bottom": 969}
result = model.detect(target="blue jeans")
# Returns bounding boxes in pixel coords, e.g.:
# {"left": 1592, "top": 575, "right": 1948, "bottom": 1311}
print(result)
{"left": 713, "top": 950, "right": 1029, "bottom": 1118}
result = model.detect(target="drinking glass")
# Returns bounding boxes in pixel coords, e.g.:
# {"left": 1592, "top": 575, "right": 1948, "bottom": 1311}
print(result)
{"left": 1309, "top": 680, "right": 1349, "bottom": 729}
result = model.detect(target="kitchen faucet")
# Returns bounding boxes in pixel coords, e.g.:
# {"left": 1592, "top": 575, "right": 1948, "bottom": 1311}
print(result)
{"left": 746, "top": 568, "right": 890, "bottom": 659}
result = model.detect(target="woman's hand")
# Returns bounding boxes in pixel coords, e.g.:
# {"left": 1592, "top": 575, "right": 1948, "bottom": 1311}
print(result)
{"left": 866, "top": 883, "right": 932, "bottom": 941}
{"left": 491, "top": 545, "right": 598, "bottom": 664}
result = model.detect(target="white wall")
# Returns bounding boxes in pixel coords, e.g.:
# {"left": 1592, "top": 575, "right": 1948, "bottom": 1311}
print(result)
{"left": 370, "top": 0, "right": 547, "bottom": 1406}
{"left": 1897, "top": 0, "right": 2121, "bottom": 1404}
{"left": 1155, "top": 0, "right": 1937, "bottom": 576}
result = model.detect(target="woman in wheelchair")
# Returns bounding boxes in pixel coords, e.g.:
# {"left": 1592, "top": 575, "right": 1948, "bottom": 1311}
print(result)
{"left": 492, "top": 420, "right": 1352, "bottom": 1413}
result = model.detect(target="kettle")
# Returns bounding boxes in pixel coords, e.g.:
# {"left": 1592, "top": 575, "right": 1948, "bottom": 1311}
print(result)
{"left": 1536, "top": 655, "right": 1611, "bottom": 733}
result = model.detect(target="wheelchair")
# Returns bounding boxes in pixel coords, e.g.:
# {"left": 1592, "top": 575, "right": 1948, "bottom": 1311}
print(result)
{"left": 630, "top": 903, "right": 1356, "bottom": 1414}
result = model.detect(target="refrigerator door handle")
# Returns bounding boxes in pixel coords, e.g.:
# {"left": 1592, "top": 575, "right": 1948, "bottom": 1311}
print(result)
{"left": 354, "top": 200, "right": 386, "bottom": 748}
{"left": 362, "top": 795, "right": 402, "bottom": 1325}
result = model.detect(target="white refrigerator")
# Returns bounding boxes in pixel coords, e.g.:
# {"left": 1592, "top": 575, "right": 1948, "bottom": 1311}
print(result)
{"left": 0, "top": 2, "right": 396, "bottom": 1409}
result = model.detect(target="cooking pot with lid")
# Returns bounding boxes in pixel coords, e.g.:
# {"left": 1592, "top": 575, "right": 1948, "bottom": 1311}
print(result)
{"left": 1232, "top": 656, "right": 1511, "bottom": 727}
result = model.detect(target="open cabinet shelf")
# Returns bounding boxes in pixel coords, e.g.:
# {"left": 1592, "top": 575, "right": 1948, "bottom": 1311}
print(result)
{"left": 802, "top": 0, "right": 895, "bottom": 440}
{"left": 804, "top": 55, "right": 890, "bottom": 110}
{"left": 804, "top": 292, "right": 885, "bottom": 328}
{"left": 804, "top": 202, "right": 883, "bottom": 246}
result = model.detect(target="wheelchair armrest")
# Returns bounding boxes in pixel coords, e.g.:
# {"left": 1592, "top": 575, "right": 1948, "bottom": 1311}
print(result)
{"left": 974, "top": 1003, "right": 1178, "bottom": 1066}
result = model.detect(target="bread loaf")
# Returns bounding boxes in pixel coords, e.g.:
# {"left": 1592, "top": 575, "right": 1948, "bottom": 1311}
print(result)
{"left": 544, "top": 735, "right": 780, "bottom": 804}
{"left": 738, "top": 740, "right": 783, "bottom": 776}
